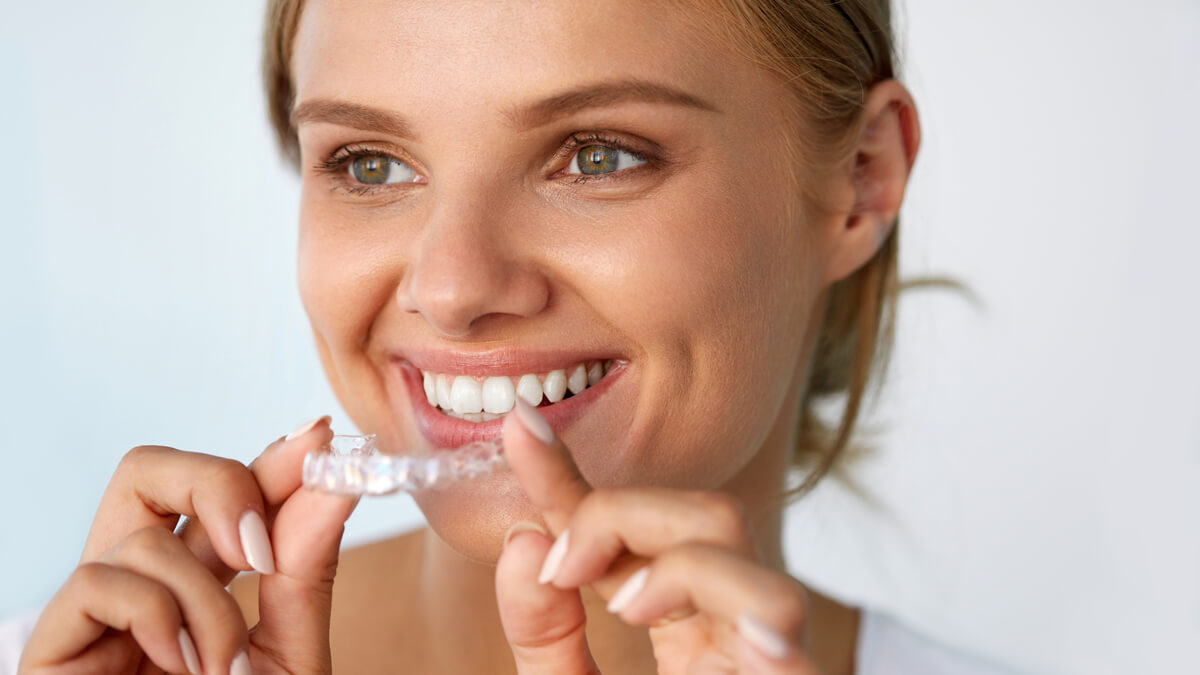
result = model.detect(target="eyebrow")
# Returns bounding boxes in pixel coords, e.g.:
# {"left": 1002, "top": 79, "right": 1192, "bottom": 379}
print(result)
{"left": 290, "top": 80, "right": 719, "bottom": 138}
{"left": 291, "top": 99, "right": 415, "bottom": 139}
{"left": 504, "top": 79, "right": 720, "bottom": 129}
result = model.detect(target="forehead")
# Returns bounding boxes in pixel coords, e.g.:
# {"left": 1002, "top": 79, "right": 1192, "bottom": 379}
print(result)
{"left": 290, "top": 0, "right": 771, "bottom": 122}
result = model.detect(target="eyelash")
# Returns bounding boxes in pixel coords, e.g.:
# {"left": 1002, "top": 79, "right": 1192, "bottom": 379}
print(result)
{"left": 313, "top": 144, "right": 407, "bottom": 196}
{"left": 311, "top": 132, "right": 654, "bottom": 196}
{"left": 557, "top": 132, "right": 651, "bottom": 184}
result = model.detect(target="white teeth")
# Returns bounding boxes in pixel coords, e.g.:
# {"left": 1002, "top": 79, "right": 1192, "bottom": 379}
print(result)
{"left": 567, "top": 364, "right": 588, "bottom": 395}
{"left": 481, "top": 376, "right": 516, "bottom": 414}
{"left": 450, "top": 375, "right": 483, "bottom": 414}
{"left": 436, "top": 375, "right": 453, "bottom": 410}
{"left": 543, "top": 369, "right": 567, "bottom": 403}
{"left": 423, "top": 372, "right": 437, "bottom": 407}
{"left": 420, "top": 361, "right": 610, "bottom": 422}
{"left": 516, "top": 374, "right": 544, "bottom": 407}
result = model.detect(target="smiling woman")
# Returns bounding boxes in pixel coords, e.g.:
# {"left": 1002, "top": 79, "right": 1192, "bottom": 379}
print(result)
{"left": 11, "top": 1, "right": 993, "bottom": 674}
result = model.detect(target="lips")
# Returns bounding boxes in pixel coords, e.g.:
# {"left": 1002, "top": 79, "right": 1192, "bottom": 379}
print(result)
{"left": 393, "top": 357, "right": 625, "bottom": 449}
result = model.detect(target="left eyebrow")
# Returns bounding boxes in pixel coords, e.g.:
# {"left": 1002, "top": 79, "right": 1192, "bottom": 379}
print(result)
{"left": 505, "top": 79, "right": 720, "bottom": 129}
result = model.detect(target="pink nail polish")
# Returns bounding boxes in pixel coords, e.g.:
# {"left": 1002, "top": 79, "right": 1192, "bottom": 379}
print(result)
{"left": 286, "top": 415, "right": 331, "bottom": 441}
{"left": 513, "top": 398, "right": 555, "bottom": 445}
{"left": 737, "top": 614, "right": 790, "bottom": 660}
{"left": 538, "top": 529, "right": 570, "bottom": 584}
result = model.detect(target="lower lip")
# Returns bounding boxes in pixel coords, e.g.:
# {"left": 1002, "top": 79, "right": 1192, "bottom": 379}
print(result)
{"left": 395, "top": 361, "right": 625, "bottom": 449}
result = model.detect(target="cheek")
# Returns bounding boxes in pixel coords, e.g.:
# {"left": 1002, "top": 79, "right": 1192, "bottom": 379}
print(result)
{"left": 560, "top": 174, "right": 819, "bottom": 486}
{"left": 297, "top": 195, "right": 397, "bottom": 345}
{"left": 297, "top": 192, "right": 405, "bottom": 431}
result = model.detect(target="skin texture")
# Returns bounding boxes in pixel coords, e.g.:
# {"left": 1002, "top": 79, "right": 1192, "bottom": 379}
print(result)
{"left": 19, "top": 1, "right": 918, "bottom": 673}
{"left": 295, "top": 0, "right": 827, "bottom": 562}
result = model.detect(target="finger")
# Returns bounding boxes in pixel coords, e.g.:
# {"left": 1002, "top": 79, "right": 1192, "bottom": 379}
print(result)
{"left": 82, "top": 445, "right": 273, "bottom": 577}
{"left": 607, "top": 543, "right": 816, "bottom": 672}
{"left": 249, "top": 472, "right": 358, "bottom": 669}
{"left": 178, "top": 416, "right": 333, "bottom": 579}
{"left": 544, "top": 487, "right": 755, "bottom": 589}
{"left": 20, "top": 562, "right": 196, "bottom": 675}
{"left": 104, "top": 526, "right": 250, "bottom": 675}
{"left": 503, "top": 399, "right": 593, "bottom": 534}
{"left": 496, "top": 523, "right": 600, "bottom": 675}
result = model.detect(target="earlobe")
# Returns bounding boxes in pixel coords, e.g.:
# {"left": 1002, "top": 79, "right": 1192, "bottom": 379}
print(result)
{"left": 822, "top": 80, "right": 920, "bottom": 285}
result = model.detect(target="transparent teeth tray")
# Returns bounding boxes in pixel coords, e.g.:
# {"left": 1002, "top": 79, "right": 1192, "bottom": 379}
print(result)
{"left": 303, "top": 435, "right": 506, "bottom": 496}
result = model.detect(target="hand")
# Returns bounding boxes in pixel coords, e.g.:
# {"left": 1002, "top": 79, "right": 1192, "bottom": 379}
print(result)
{"left": 495, "top": 400, "right": 818, "bottom": 675}
{"left": 18, "top": 417, "right": 358, "bottom": 675}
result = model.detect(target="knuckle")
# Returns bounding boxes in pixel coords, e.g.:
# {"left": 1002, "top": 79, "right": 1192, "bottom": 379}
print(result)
{"left": 69, "top": 561, "right": 111, "bottom": 590}
{"left": 764, "top": 579, "right": 808, "bottom": 631}
{"left": 121, "top": 526, "right": 180, "bottom": 557}
{"left": 201, "top": 456, "right": 252, "bottom": 487}
{"left": 116, "top": 444, "right": 163, "bottom": 473}
{"left": 578, "top": 487, "right": 620, "bottom": 521}
{"left": 692, "top": 491, "right": 749, "bottom": 541}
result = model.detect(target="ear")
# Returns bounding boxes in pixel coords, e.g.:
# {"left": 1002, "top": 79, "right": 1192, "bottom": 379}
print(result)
{"left": 822, "top": 80, "right": 921, "bottom": 285}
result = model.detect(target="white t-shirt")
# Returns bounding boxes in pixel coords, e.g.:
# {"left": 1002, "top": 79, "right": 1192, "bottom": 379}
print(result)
{"left": 1, "top": 606, "right": 1020, "bottom": 674}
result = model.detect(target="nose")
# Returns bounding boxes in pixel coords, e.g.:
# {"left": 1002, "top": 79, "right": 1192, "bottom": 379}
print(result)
{"left": 395, "top": 195, "right": 550, "bottom": 338}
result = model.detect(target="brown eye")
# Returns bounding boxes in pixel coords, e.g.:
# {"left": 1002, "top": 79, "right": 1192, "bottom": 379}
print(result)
{"left": 568, "top": 145, "right": 645, "bottom": 176}
{"left": 348, "top": 154, "right": 418, "bottom": 184}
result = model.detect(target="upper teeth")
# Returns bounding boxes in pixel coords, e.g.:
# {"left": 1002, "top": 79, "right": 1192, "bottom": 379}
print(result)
{"left": 420, "top": 361, "right": 612, "bottom": 421}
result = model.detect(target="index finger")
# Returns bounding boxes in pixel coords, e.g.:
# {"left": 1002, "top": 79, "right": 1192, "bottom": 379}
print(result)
{"left": 502, "top": 399, "right": 592, "bottom": 534}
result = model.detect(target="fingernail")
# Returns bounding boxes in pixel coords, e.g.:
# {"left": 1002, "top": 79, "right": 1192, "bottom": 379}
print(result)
{"left": 737, "top": 613, "right": 790, "bottom": 660}
{"left": 606, "top": 566, "right": 650, "bottom": 613}
{"left": 286, "top": 415, "right": 331, "bottom": 441}
{"left": 503, "top": 520, "right": 548, "bottom": 549}
{"left": 537, "top": 529, "right": 570, "bottom": 584}
{"left": 513, "top": 398, "right": 555, "bottom": 445}
{"left": 178, "top": 627, "right": 201, "bottom": 675}
{"left": 238, "top": 510, "right": 276, "bottom": 575}
{"left": 230, "top": 649, "right": 252, "bottom": 675}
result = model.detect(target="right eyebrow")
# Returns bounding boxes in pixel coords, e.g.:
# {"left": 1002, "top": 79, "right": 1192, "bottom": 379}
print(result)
{"left": 291, "top": 99, "right": 415, "bottom": 140}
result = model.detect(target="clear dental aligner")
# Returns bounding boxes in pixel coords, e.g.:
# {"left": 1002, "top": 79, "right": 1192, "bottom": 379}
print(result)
{"left": 302, "top": 434, "right": 507, "bottom": 496}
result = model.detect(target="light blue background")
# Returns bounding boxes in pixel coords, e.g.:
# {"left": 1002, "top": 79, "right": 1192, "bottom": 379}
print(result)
{"left": 2, "top": 2, "right": 1197, "bottom": 673}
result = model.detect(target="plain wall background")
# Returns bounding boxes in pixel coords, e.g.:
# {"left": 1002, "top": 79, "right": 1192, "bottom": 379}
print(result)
{"left": 1, "top": 1, "right": 1196, "bottom": 673}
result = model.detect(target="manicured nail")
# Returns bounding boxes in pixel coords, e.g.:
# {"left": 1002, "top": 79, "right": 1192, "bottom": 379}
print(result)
{"left": 737, "top": 613, "right": 790, "bottom": 660}
{"left": 503, "top": 520, "right": 548, "bottom": 549}
{"left": 513, "top": 398, "right": 555, "bottom": 445}
{"left": 286, "top": 415, "right": 331, "bottom": 441}
{"left": 606, "top": 566, "right": 649, "bottom": 613}
{"left": 230, "top": 649, "right": 252, "bottom": 675}
{"left": 178, "top": 627, "right": 201, "bottom": 675}
{"left": 238, "top": 511, "right": 275, "bottom": 575}
{"left": 537, "top": 529, "right": 570, "bottom": 584}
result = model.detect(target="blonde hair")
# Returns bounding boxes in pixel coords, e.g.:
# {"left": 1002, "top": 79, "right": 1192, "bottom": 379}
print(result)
{"left": 262, "top": 0, "right": 903, "bottom": 496}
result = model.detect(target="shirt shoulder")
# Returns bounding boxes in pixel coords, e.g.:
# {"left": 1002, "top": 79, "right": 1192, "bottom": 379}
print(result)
{"left": 856, "top": 610, "right": 1023, "bottom": 674}
{"left": 0, "top": 608, "right": 40, "bottom": 675}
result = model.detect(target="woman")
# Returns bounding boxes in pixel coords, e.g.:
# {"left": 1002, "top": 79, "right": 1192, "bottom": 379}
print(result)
{"left": 18, "top": 0, "right": 922, "bottom": 672}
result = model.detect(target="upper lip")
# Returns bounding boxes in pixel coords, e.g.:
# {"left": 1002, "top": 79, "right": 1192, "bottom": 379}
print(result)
{"left": 390, "top": 346, "right": 622, "bottom": 376}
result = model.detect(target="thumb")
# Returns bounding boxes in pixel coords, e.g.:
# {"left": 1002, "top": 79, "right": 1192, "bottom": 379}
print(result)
{"left": 251, "top": 474, "right": 358, "bottom": 670}
{"left": 497, "top": 523, "right": 601, "bottom": 675}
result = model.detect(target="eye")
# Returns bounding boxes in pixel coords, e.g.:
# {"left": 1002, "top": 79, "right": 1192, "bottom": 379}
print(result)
{"left": 348, "top": 154, "right": 419, "bottom": 185}
{"left": 566, "top": 145, "right": 646, "bottom": 176}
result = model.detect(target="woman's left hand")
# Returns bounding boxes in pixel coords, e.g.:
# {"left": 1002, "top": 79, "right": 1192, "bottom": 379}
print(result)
{"left": 495, "top": 400, "right": 818, "bottom": 675}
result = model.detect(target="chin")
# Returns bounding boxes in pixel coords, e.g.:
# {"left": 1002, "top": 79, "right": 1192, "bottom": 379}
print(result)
{"left": 412, "top": 469, "right": 541, "bottom": 564}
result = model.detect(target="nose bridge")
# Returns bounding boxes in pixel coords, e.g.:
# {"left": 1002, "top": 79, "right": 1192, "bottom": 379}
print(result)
{"left": 398, "top": 180, "right": 548, "bottom": 337}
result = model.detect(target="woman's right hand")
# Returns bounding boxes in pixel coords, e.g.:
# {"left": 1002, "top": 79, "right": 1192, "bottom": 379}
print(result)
{"left": 17, "top": 416, "right": 358, "bottom": 675}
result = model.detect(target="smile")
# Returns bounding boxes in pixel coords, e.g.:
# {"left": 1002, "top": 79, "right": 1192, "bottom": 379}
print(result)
{"left": 419, "top": 360, "right": 615, "bottom": 422}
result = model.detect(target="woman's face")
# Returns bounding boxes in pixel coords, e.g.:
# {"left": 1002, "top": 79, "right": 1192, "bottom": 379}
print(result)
{"left": 291, "top": 0, "right": 840, "bottom": 559}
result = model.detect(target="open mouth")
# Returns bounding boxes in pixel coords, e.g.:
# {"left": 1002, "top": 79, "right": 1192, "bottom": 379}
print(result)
{"left": 418, "top": 360, "right": 616, "bottom": 422}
